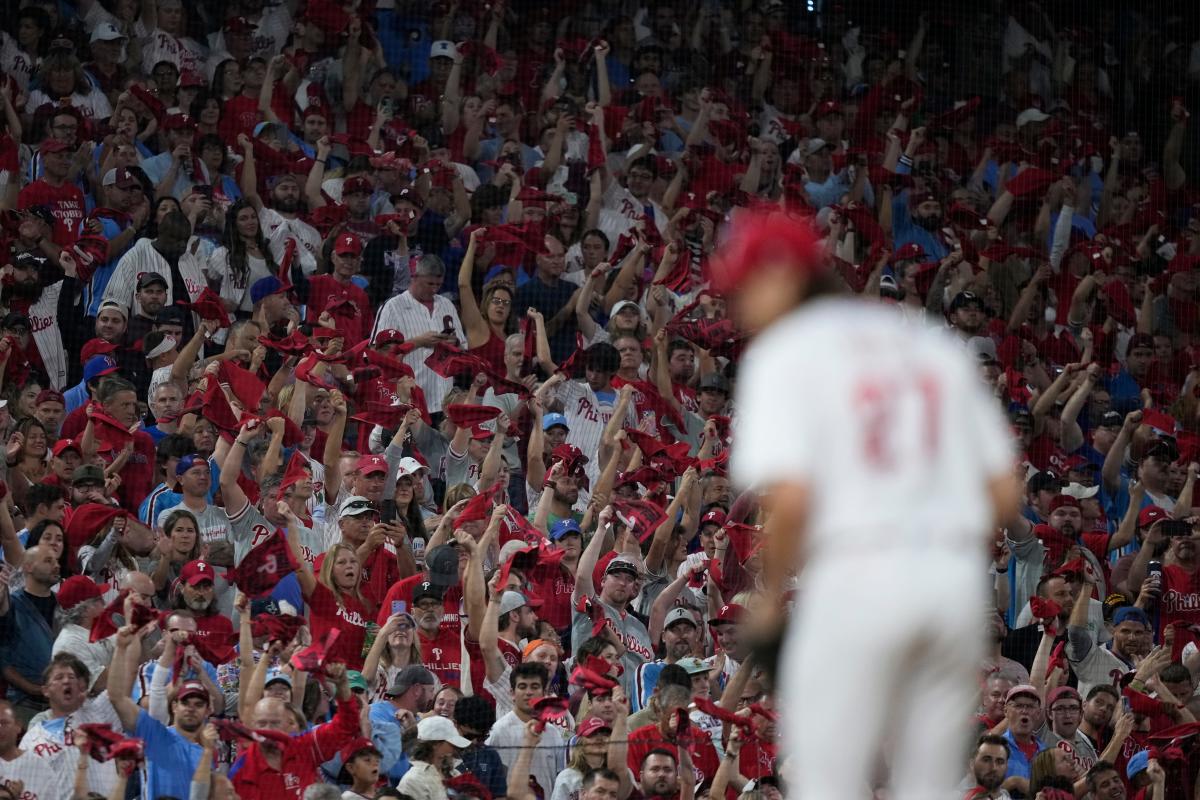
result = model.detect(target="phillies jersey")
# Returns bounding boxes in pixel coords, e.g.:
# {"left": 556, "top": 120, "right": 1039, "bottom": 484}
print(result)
{"left": 555, "top": 380, "right": 637, "bottom": 489}
{"left": 0, "top": 748, "right": 70, "bottom": 799}
{"left": 1157, "top": 565, "right": 1200, "bottom": 637}
{"left": 419, "top": 619, "right": 463, "bottom": 686}
{"left": 733, "top": 299, "right": 1013, "bottom": 558}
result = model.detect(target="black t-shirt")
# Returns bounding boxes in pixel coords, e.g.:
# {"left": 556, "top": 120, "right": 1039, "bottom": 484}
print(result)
{"left": 26, "top": 591, "right": 56, "bottom": 628}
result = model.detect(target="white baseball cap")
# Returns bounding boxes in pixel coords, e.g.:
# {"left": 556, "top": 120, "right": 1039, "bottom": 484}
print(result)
{"left": 417, "top": 715, "right": 470, "bottom": 748}
{"left": 430, "top": 40, "right": 458, "bottom": 60}
{"left": 396, "top": 456, "right": 429, "bottom": 478}
{"left": 91, "top": 22, "right": 127, "bottom": 43}
{"left": 1016, "top": 108, "right": 1050, "bottom": 128}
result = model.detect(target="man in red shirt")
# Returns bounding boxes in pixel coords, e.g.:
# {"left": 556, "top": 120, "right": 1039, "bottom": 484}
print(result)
{"left": 231, "top": 662, "right": 363, "bottom": 799}
{"left": 412, "top": 580, "right": 464, "bottom": 686}
{"left": 626, "top": 682, "right": 719, "bottom": 786}
{"left": 1127, "top": 516, "right": 1200, "bottom": 637}
{"left": 299, "top": 231, "right": 373, "bottom": 345}
{"left": 175, "top": 559, "right": 234, "bottom": 644}
{"left": 18, "top": 139, "right": 84, "bottom": 248}
{"left": 83, "top": 376, "right": 156, "bottom": 511}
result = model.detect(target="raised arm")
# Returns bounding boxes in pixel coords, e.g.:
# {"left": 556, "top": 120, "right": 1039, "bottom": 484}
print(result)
{"left": 322, "top": 390, "right": 349, "bottom": 505}
{"left": 305, "top": 137, "right": 330, "bottom": 210}
{"left": 1102, "top": 410, "right": 1140, "bottom": 495}
{"left": 573, "top": 504, "right": 613, "bottom": 603}
{"left": 458, "top": 228, "right": 489, "bottom": 347}
{"left": 645, "top": 469, "right": 695, "bottom": 574}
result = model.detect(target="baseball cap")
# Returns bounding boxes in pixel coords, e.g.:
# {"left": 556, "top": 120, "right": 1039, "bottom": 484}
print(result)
{"left": 1113, "top": 606, "right": 1151, "bottom": 628}
{"left": 1061, "top": 482, "right": 1099, "bottom": 500}
{"left": 425, "top": 544, "right": 460, "bottom": 586}
{"left": 430, "top": 40, "right": 458, "bottom": 60}
{"left": 967, "top": 336, "right": 999, "bottom": 365}
{"left": 1048, "top": 495, "right": 1080, "bottom": 513}
{"left": 338, "top": 495, "right": 378, "bottom": 519}
{"left": 35, "top": 389, "right": 64, "bottom": 407}
{"left": 0, "top": 310, "right": 27, "bottom": 332}
{"left": 604, "top": 556, "right": 641, "bottom": 579}
{"left": 52, "top": 438, "right": 81, "bottom": 458}
{"left": 411, "top": 581, "right": 445, "bottom": 605}
{"left": 1138, "top": 506, "right": 1168, "bottom": 528}
{"left": 224, "top": 15, "right": 255, "bottom": 33}
{"left": 700, "top": 508, "right": 726, "bottom": 527}
{"left": 676, "top": 656, "right": 713, "bottom": 675}
{"left": 90, "top": 21, "right": 126, "bottom": 42}
{"left": 83, "top": 354, "right": 120, "bottom": 383}
{"left": 393, "top": 187, "right": 424, "bottom": 209}
{"left": 57, "top": 575, "right": 110, "bottom": 610}
{"left": 803, "top": 138, "right": 833, "bottom": 157}
{"left": 417, "top": 714, "right": 470, "bottom": 748}
{"left": 710, "top": 604, "right": 746, "bottom": 626}
{"left": 386, "top": 664, "right": 436, "bottom": 696}
{"left": 397, "top": 456, "right": 429, "bottom": 477}
{"left": 498, "top": 590, "right": 543, "bottom": 616}
{"left": 1046, "top": 686, "right": 1080, "bottom": 709}
{"left": 610, "top": 299, "right": 642, "bottom": 318}
{"left": 250, "top": 276, "right": 287, "bottom": 306}
{"left": 178, "top": 70, "right": 206, "bottom": 88}
{"left": 550, "top": 518, "right": 582, "bottom": 541}
{"left": 97, "top": 299, "right": 129, "bottom": 319}
{"left": 1005, "top": 684, "right": 1041, "bottom": 704}
{"left": 1128, "top": 332, "right": 1155, "bottom": 352}
{"left": 346, "top": 670, "right": 370, "bottom": 693}
{"left": 1026, "top": 471, "right": 1062, "bottom": 494}
{"left": 698, "top": 374, "right": 730, "bottom": 394}
{"left": 949, "top": 291, "right": 986, "bottom": 313}
{"left": 338, "top": 736, "right": 379, "bottom": 764}
{"left": 542, "top": 413, "right": 570, "bottom": 432}
{"left": 1099, "top": 411, "right": 1123, "bottom": 428}
{"left": 103, "top": 167, "right": 141, "bottom": 190}
{"left": 356, "top": 454, "right": 388, "bottom": 476}
{"left": 264, "top": 668, "right": 292, "bottom": 688}
{"left": 136, "top": 271, "right": 168, "bottom": 291}
{"left": 175, "top": 454, "right": 209, "bottom": 477}
{"left": 179, "top": 559, "right": 217, "bottom": 586}
{"left": 1016, "top": 107, "right": 1050, "bottom": 128}
{"left": 664, "top": 608, "right": 697, "bottom": 630}
{"left": 813, "top": 100, "right": 842, "bottom": 119}
{"left": 375, "top": 329, "right": 406, "bottom": 346}
{"left": 71, "top": 465, "right": 106, "bottom": 487}
{"left": 576, "top": 717, "right": 612, "bottom": 738}
{"left": 342, "top": 175, "right": 373, "bottom": 196}
{"left": 1126, "top": 749, "right": 1150, "bottom": 780}
{"left": 176, "top": 680, "right": 210, "bottom": 703}
{"left": 334, "top": 232, "right": 363, "bottom": 256}
{"left": 161, "top": 113, "right": 196, "bottom": 131}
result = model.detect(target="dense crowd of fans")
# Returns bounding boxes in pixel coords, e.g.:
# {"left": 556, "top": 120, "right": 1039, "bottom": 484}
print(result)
{"left": 0, "top": 0, "right": 1196, "bottom": 797}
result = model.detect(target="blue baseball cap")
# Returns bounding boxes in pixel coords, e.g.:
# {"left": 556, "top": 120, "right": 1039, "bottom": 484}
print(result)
{"left": 1113, "top": 606, "right": 1151, "bottom": 628}
{"left": 542, "top": 413, "right": 570, "bottom": 432}
{"left": 251, "top": 276, "right": 286, "bottom": 306}
{"left": 550, "top": 518, "right": 582, "bottom": 541}
{"left": 1126, "top": 748, "right": 1150, "bottom": 779}
{"left": 175, "top": 453, "right": 209, "bottom": 476}
{"left": 83, "top": 354, "right": 120, "bottom": 383}
{"left": 264, "top": 668, "right": 291, "bottom": 688}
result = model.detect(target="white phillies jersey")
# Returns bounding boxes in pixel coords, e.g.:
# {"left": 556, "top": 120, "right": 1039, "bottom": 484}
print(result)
{"left": 0, "top": 749, "right": 71, "bottom": 799}
{"left": 556, "top": 380, "right": 638, "bottom": 487}
{"left": 733, "top": 298, "right": 1013, "bottom": 559}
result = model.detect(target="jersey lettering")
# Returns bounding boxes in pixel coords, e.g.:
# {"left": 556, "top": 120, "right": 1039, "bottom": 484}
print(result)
{"left": 852, "top": 372, "right": 943, "bottom": 469}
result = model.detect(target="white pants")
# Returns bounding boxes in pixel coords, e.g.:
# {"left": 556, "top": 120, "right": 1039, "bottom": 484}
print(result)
{"left": 782, "top": 552, "right": 985, "bottom": 800}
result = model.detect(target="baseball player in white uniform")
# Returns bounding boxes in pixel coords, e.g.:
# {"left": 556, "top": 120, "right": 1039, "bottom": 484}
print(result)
{"left": 719, "top": 212, "right": 1020, "bottom": 799}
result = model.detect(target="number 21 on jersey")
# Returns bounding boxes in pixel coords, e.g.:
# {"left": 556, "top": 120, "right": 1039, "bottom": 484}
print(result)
{"left": 853, "top": 372, "right": 941, "bottom": 469}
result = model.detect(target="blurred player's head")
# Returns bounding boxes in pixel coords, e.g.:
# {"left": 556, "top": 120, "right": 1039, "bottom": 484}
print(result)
{"left": 711, "top": 212, "right": 831, "bottom": 332}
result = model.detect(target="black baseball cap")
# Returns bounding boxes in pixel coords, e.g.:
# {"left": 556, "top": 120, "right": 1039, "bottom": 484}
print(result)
{"left": 949, "top": 291, "right": 986, "bottom": 313}
{"left": 412, "top": 581, "right": 445, "bottom": 605}
{"left": 137, "top": 272, "right": 168, "bottom": 291}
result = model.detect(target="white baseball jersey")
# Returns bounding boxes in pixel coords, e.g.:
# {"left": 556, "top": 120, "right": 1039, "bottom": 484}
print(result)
{"left": 0, "top": 749, "right": 70, "bottom": 799}
{"left": 555, "top": 380, "right": 638, "bottom": 486}
{"left": 370, "top": 291, "right": 466, "bottom": 413}
{"left": 20, "top": 694, "right": 121, "bottom": 797}
{"left": 733, "top": 298, "right": 1013, "bottom": 558}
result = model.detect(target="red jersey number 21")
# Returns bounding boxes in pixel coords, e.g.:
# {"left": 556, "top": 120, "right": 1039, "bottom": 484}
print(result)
{"left": 853, "top": 373, "right": 941, "bottom": 469}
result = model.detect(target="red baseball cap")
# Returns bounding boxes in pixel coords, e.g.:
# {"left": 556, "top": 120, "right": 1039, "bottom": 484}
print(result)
{"left": 81, "top": 338, "right": 120, "bottom": 362}
{"left": 57, "top": 575, "right": 109, "bottom": 610}
{"left": 1048, "top": 495, "right": 1080, "bottom": 513}
{"left": 338, "top": 736, "right": 379, "bottom": 764}
{"left": 576, "top": 717, "right": 612, "bottom": 738}
{"left": 178, "top": 70, "right": 206, "bottom": 88}
{"left": 710, "top": 604, "right": 746, "bottom": 626}
{"left": 343, "top": 175, "right": 373, "bottom": 196}
{"left": 356, "top": 454, "right": 387, "bottom": 476}
{"left": 161, "top": 113, "right": 197, "bottom": 131}
{"left": 179, "top": 559, "right": 216, "bottom": 586}
{"left": 176, "top": 680, "right": 210, "bottom": 702}
{"left": 52, "top": 438, "right": 81, "bottom": 458}
{"left": 35, "top": 389, "right": 64, "bottom": 406}
{"left": 711, "top": 212, "right": 825, "bottom": 295}
{"left": 814, "top": 100, "right": 842, "bottom": 119}
{"left": 700, "top": 509, "right": 726, "bottom": 527}
{"left": 334, "top": 232, "right": 363, "bottom": 256}
{"left": 375, "top": 329, "right": 405, "bottom": 346}
{"left": 1138, "top": 506, "right": 1168, "bottom": 528}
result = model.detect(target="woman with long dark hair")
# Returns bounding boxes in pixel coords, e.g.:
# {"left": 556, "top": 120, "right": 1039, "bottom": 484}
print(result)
{"left": 208, "top": 198, "right": 278, "bottom": 316}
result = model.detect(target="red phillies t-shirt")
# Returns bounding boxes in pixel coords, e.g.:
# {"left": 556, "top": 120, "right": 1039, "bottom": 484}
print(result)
{"left": 418, "top": 619, "right": 462, "bottom": 686}
{"left": 218, "top": 95, "right": 262, "bottom": 146}
{"left": 528, "top": 562, "right": 574, "bottom": 630}
{"left": 19, "top": 179, "right": 85, "bottom": 246}
{"left": 118, "top": 431, "right": 156, "bottom": 513}
{"left": 307, "top": 582, "right": 372, "bottom": 670}
{"left": 627, "top": 723, "right": 720, "bottom": 786}
{"left": 192, "top": 611, "right": 234, "bottom": 645}
{"left": 305, "top": 275, "right": 373, "bottom": 346}
{"left": 1158, "top": 564, "right": 1200, "bottom": 636}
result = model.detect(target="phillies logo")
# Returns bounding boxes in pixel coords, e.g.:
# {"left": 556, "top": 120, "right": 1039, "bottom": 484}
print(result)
{"left": 30, "top": 314, "right": 54, "bottom": 333}
{"left": 432, "top": 647, "right": 443, "bottom": 660}
{"left": 1162, "top": 589, "right": 1200, "bottom": 614}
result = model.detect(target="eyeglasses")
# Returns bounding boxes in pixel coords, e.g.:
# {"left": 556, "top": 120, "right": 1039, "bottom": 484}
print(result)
{"left": 1051, "top": 704, "right": 1081, "bottom": 714}
{"left": 489, "top": 297, "right": 512, "bottom": 307}
{"left": 1009, "top": 702, "right": 1039, "bottom": 712}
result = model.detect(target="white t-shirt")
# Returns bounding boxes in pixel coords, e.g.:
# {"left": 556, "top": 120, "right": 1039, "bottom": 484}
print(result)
{"left": 259, "top": 207, "right": 321, "bottom": 276}
{"left": 733, "top": 298, "right": 1013, "bottom": 559}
